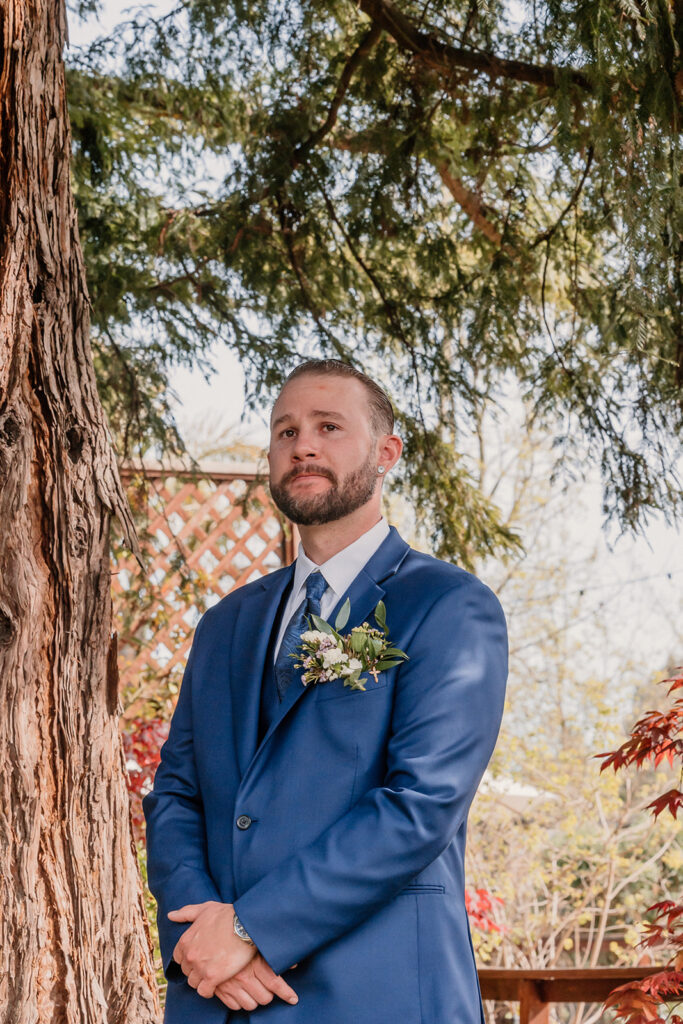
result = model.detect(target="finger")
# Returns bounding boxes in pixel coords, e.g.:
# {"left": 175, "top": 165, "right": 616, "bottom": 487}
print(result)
{"left": 186, "top": 968, "right": 201, "bottom": 990}
{"left": 196, "top": 978, "right": 218, "bottom": 999}
{"left": 253, "top": 960, "right": 299, "bottom": 1004}
{"left": 237, "top": 974, "right": 274, "bottom": 1006}
{"left": 215, "top": 987, "right": 241, "bottom": 1012}
{"left": 230, "top": 986, "right": 258, "bottom": 1011}
{"left": 168, "top": 904, "right": 203, "bottom": 922}
{"left": 172, "top": 945, "right": 192, "bottom": 978}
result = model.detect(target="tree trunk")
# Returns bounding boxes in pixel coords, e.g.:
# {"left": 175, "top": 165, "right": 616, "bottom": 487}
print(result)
{"left": 0, "top": 1, "right": 160, "bottom": 1021}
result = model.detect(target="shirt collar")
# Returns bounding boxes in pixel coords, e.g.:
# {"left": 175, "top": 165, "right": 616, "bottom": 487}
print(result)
{"left": 291, "top": 516, "right": 390, "bottom": 603}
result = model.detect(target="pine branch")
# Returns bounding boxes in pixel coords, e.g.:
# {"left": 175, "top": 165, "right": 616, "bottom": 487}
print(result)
{"left": 332, "top": 131, "right": 507, "bottom": 245}
{"left": 355, "top": 0, "right": 592, "bottom": 91}
{"left": 292, "top": 23, "right": 383, "bottom": 166}
{"left": 531, "top": 145, "right": 595, "bottom": 248}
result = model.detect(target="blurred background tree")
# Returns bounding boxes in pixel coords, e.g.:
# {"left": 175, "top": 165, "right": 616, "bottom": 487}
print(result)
{"left": 67, "top": 0, "right": 682, "bottom": 565}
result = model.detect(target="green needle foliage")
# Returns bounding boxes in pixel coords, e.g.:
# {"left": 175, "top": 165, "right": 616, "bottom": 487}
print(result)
{"left": 66, "top": 0, "right": 682, "bottom": 564}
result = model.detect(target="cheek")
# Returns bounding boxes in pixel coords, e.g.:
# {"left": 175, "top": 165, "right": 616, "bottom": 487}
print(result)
{"left": 268, "top": 445, "right": 287, "bottom": 473}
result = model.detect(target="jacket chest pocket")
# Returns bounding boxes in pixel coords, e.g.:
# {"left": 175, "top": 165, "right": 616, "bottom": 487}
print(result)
{"left": 315, "top": 671, "right": 392, "bottom": 702}
{"left": 310, "top": 676, "right": 394, "bottom": 796}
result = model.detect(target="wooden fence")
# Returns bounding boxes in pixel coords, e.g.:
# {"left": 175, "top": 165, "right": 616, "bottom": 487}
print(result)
{"left": 113, "top": 460, "right": 296, "bottom": 702}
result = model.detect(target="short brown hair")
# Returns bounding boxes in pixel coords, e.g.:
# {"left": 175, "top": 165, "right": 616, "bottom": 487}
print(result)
{"left": 281, "top": 359, "right": 394, "bottom": 437}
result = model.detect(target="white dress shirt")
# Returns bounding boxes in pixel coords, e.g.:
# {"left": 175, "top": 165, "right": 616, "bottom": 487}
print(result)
{"left": 273, "top": 517, "right": 391, "bottom": 662}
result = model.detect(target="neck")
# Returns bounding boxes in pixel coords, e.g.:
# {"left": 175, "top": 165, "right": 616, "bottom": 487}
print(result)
{"left": 298, "top": 503, "right": 383, "bottom": 565}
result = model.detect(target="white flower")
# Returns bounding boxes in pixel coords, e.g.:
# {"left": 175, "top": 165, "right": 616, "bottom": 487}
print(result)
{"left": 301, "top": 629, "right": 329, "bottom": 644}
{"left": 322, "top": 647, "right": 347, "bottom": 667}
{"left": 341, "top": 658, "right": 362, "bottom": 677}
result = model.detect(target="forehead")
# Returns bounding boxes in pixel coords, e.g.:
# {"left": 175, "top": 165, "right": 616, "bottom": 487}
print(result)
{"left": 270, "top": 374, "right": 368, "bottom": 425}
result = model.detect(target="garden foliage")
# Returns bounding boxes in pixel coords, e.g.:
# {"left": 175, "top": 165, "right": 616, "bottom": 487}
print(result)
{"left": 599, "top": 671, "right": 683, "bottom": 1024}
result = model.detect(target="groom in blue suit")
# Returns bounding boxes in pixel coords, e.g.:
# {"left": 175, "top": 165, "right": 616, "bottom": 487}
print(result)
{"left": 143, "top": 359, "right": 508, "bottom": 1022}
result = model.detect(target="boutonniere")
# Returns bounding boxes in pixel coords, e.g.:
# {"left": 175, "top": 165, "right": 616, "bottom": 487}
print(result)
{"left": 292, "top": 598, "right": 409, "bottom": 691}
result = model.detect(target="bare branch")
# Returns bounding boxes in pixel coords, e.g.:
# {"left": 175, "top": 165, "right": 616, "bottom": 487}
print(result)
{"left": 437, "top": 161, "right": 503, "bottom": 245}
{"left": 532, "top": 145, "right": 595, "bottom": 248}
{"left": 355, "top": 0, "right": 592, "bottom": 91}
{"left": 293, "top": 23, "right": 383, "bottom": 165}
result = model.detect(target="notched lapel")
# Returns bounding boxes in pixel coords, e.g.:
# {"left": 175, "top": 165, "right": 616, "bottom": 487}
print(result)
{"left": 249, "top": 566, "right": 387, "bottom": 755}
{"left": 230, "top": 564, "right": 294, "bottom": 777}
{"left": 328, "top": 567, "right": 386, "bottom": 635}
{"left": 240, "top": 526, "right": 412, "bottom": 776}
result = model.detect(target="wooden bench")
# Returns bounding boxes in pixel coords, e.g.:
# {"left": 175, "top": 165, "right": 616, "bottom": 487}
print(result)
{"left": 478, "top": 967, "right": 661, "bottom": 1023}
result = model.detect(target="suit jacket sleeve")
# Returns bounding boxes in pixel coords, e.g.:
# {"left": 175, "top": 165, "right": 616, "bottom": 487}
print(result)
{"left": 141, "top": 615, "right": 222, "bottom": 980}
{"left": 233, "top": 577, "right": 508, "bottom": 976}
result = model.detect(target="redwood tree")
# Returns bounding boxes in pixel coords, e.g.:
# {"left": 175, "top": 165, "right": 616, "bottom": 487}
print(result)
{"left": 0, "top": 1, "right": 159, "bottom": 1020}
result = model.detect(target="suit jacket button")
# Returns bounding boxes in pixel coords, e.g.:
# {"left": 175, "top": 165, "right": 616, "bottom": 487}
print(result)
{"left": 236, "top": 814, "right": 252, "bottom": 830}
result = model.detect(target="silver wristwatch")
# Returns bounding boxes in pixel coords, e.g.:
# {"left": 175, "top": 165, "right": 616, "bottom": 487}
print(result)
{"left": 233, "top": 912, "right": 255, "bottom": 945}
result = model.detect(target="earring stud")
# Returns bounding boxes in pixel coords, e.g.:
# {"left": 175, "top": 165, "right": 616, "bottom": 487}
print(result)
{"left": 377, "top": 466, "right": 385, "bottom": 474}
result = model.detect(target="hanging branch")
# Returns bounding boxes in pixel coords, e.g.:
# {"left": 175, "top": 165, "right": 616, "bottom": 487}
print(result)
{"left": 292, "top": 23, "right": 383, "bottom": 166}
{"left": 355, "top": 0, "right": 592, "bottom": 91}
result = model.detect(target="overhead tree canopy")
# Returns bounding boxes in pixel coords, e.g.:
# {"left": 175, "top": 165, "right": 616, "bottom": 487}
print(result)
{"left": 67, "top": 0, "right": 681, "bottom": 563}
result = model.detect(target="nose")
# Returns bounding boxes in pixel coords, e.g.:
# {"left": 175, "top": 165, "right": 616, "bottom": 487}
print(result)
{"left": 291, "top": 425, "right": 320, "bottom": 462}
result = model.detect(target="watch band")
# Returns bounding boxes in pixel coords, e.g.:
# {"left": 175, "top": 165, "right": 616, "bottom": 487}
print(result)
{"left": 233, "top": 912, "right": 255, "bottom": 945}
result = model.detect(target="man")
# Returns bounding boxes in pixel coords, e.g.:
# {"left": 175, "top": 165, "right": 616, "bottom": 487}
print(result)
{"left": 143, "top": 359, "right": 508, "bottom": 1023}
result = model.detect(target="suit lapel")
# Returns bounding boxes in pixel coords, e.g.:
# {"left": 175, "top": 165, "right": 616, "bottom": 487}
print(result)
{"left": 230, "top": 563, "right": 295, "bottom": 777}
{"left": 242, "top": 526, "right": 411, "bottom": 776}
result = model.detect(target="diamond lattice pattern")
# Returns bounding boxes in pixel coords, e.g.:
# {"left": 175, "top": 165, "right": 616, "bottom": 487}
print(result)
{"left": 112, "top": 468, "right": 293, "bottom": 694}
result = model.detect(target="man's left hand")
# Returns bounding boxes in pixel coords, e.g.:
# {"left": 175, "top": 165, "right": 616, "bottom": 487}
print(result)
{"left": 168, "top": 900, "right": 256, "bottom": 998}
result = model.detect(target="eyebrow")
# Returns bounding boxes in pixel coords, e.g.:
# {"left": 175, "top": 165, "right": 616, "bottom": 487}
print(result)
{"left": 271, "top": 409, "right": 349, "bottom": 429}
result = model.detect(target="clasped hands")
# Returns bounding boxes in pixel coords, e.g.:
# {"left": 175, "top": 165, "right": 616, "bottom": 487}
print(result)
{"left": 169, "top": 901, "right": 298, "bottom": 1012}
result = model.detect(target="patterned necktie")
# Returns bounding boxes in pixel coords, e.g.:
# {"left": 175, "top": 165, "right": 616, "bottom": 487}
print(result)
{"left": 274, "top": 570, "right": 328, "bottom": 699}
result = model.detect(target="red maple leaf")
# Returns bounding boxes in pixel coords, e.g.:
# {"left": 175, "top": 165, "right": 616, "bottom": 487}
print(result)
{"left": 122, "top": 717, "right": 169, "bottom": 843}
{"left": 647, "top": 789, "right": 683, "bottom": 820}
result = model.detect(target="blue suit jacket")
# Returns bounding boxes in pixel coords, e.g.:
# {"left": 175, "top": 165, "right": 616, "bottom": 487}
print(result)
{"left": 143, "top": 526, "right": 508, "bottom": 1024}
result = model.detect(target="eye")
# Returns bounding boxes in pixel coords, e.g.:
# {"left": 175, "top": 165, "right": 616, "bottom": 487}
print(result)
{"left": 280, "top": 428, "right": 296, "bottom": 438}
{"left": 322, "top": 423, "right": 339, "bottom": 432}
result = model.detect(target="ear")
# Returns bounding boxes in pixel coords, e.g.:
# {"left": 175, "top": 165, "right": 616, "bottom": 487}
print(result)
{"left": 376, "top": 433, "right": 402, "bottom": 475}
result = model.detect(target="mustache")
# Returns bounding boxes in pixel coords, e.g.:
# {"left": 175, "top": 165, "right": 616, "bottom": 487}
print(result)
{"left": 283, "top": 464, "right": 336, "bottom": 485}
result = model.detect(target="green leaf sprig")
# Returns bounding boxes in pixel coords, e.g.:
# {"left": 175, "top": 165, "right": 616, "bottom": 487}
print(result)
{"left": 293, "top": 599, "right": 409, "bottom": 691}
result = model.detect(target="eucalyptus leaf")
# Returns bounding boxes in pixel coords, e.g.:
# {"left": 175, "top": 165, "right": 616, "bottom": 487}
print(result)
{"left": 310, "top": 613, "right": 335, "bottom": 636}
{"left": 350, "top": 632, "right": 366, "bottom": 654}
{"left": 335, "top": 598, "right": 351, "bottom": 632}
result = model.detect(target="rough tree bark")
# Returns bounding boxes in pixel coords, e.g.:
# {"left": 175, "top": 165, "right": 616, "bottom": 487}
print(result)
{"left": 0, "top": 1, "right": 161, "bottom": 1021}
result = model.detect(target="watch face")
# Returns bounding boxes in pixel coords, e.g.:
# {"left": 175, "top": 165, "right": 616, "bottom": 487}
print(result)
{"left": 234, "top": 914, "right": 253, "bottom": 943}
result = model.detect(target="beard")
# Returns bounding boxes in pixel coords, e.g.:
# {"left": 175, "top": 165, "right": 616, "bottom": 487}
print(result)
{"left": 269, "top": 450, "right": 379, "bottom": 526}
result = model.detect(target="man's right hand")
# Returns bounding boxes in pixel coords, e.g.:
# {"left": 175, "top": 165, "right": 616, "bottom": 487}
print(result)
{"left": 214, "top": 953, "right": 298, "bottom": 1012}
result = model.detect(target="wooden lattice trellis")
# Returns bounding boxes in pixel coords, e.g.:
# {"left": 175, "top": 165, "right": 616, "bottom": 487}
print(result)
{"left": 112, "top": 461, "right": 296, "bottom": 709}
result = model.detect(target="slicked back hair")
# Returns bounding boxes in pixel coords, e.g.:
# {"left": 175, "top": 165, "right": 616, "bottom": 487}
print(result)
{"left": 280, "top": 359, "right": 394, "bottom": 438}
